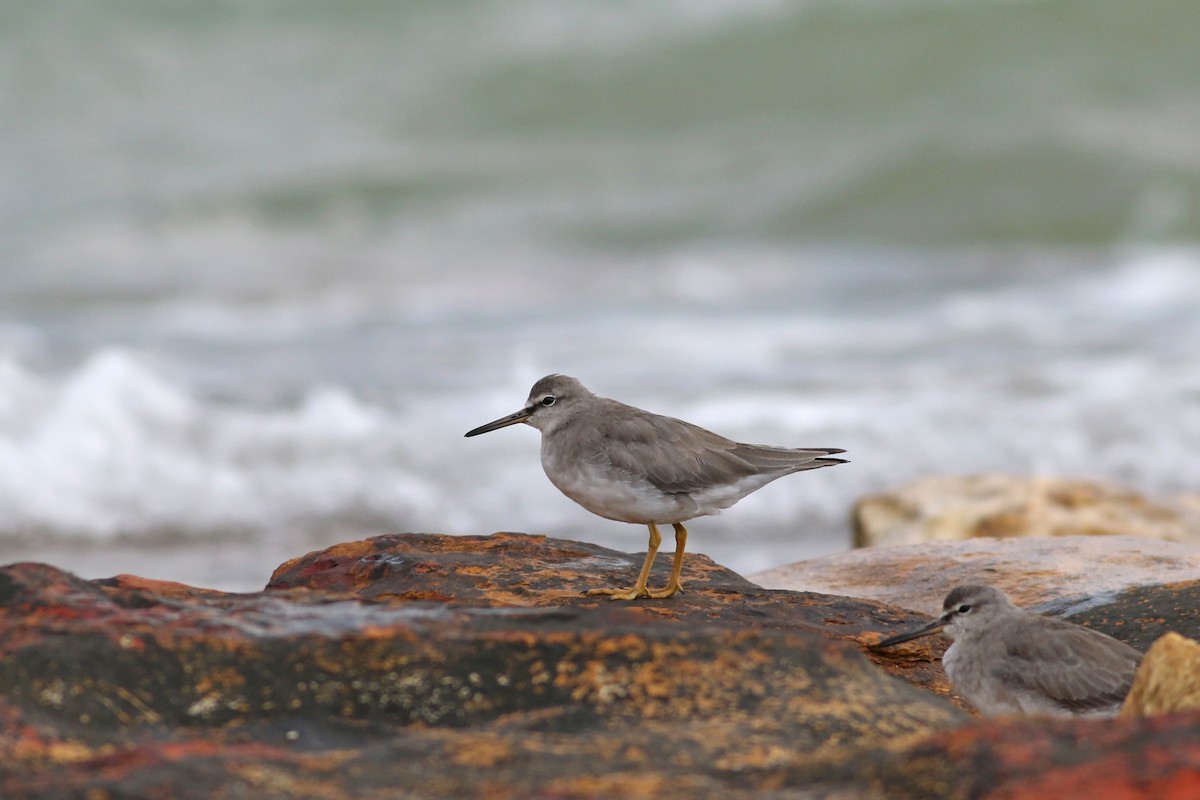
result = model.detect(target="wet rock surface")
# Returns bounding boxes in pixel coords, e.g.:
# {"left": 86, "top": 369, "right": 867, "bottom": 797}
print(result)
{"left": 2, "top": 532, "right": 1199, "bottom": 799}
{"left": 0, "top": 533, "right": 965, "bottom": 799}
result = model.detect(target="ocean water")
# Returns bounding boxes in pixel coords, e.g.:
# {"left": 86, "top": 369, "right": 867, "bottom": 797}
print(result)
{"left": 2, "top": 0, "right": 1199, "bottom": 590}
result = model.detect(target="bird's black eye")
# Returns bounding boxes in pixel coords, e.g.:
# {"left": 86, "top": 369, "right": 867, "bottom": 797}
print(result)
{"left": 541, "top": 395, "right": 557, "bottom": 407}
{"left": 957, "top": 604, "right": 972, "bottom": 614}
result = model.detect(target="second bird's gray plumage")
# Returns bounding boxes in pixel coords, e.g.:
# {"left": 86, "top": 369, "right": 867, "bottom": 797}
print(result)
{"left": 877, "top": 585, "right": 1142, "bottom": 718}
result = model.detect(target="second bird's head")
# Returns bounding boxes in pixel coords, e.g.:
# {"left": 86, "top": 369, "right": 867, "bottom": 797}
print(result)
{"left": 876, "top": 584, "right": 1018, "bottom": 647}
{"left": 464, "top": 374, "right": 591, "bottom": 437}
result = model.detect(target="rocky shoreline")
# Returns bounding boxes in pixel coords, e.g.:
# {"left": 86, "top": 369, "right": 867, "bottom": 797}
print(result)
{"left": 2, "top": 479, "right": 1200, "bottom": 798}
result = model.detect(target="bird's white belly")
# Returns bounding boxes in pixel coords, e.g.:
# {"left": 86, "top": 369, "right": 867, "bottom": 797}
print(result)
{"left": 541, "top": 452, "right": 695, "bottom": 524}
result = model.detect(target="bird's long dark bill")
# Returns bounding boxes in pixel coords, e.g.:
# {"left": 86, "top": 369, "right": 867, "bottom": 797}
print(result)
{"left": 876, "top": 619, "right": 945, "bottom": 648}
{"left": 464, "top": 408, "right": 532, "bottom": 437}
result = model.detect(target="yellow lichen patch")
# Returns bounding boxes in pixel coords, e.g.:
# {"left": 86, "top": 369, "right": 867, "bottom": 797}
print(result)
{"left": 712, "top": 741, "right": 796, "bottom": 771}
{"left": 6, "top": 738, "right": 98, "bottom": 764}
{"left": 230, "top": 762, "right": 349, "bottom": 800}
{"left": 858, "top": 630, "right": 892, "bottom": 648}
{"left": 544, "top": 772, "right": 682, "bottom": 799}
{"left": 551, "top": 632, "right": 829, "bottom": 722}
{"left": 592, "top": 633, "right": 650, "bottom": 660}
{"left": 467, "top": 588, "right": 553, "bottom": 607}
{"left": 447, "top": 735, "right": 515, "bottom": 768}
{"left": 1121, "top": 632, "right": 1200, "bottom": 717}
{"left": 193, "top": 665, "right": 249, "bottom": 694}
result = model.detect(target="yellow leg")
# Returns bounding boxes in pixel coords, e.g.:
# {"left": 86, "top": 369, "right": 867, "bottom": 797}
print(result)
{"left": 646, "top": 523, "right": 687, "bottom": 599}
{"left": 587, "top": 522, "right": 662, "bottom": 601}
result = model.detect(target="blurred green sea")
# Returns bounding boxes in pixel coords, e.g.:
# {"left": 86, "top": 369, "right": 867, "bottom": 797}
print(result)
{"left": 0, "top": 1, "right": 1197, "bottom": 588}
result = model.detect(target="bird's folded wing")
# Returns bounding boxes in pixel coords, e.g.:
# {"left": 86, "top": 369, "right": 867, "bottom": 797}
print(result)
{"left": 599, "top": 411, "right": 826, "bottom": 494}
{"left": 994, "top": 622, "right": 1142, "bottom": 713}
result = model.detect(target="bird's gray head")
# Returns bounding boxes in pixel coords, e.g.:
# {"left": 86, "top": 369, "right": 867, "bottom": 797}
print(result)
{"left": 936, "top": 584, "right": 1017, "bottom": 640}
{"left": 875, "top": 584, "right": 1018, "bottom": 648}
{"left": 464, "top": 374, "right": 593, "bottom": 438}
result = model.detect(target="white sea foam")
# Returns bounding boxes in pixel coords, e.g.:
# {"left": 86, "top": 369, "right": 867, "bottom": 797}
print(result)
{"left": 0, "top": 351, "right": 446, "bottom": 544}
{"left": 2, "top": 241, "right": 1198, "bottom": 589}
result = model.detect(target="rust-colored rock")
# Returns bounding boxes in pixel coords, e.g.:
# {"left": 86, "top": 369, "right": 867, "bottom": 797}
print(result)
{"left": 1122, "top": 632, "right": 1200, "bottom": 718}
{"left": 0, "top": 534, "right": 966, "bottom": 799}
{"left": 786, "top": 712, "right": 1200, "bottom": 799}
{"left": 265, "top": 532, "right": 961, "bottom": 700}
{"left": 854, "top": 475, "right": 1200, "bottom": 548}
{"left": 4, "top": 531, "right": 1200, "bottom": 799}
{"left": 7, "top": 709, "right": 1200, "bottom": 800}
{"left": 267, "top": 530, "right": 766, "bottom": 605}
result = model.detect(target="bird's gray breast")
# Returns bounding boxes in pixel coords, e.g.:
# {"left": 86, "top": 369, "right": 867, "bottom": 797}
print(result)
{"left": 942, "top": 635, "right": 1030, "bottom": 716}
{"left": 538, "top": 430, "right": 693, "bottom": 524}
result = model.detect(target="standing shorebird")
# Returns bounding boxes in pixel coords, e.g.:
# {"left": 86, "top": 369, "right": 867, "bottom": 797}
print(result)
{"left": 876, "top": 585, "right": 1143, "bottom": 717}
{"left": 464, "top": 374, "right": 846, "bottom": 600}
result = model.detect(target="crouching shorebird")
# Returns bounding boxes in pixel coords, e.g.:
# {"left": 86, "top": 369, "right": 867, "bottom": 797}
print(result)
{"left": 464, "top": 374, "right": 846, "bottom": 600}
{"left": 875, "top": 585, "right": 1143, "bottom": 717}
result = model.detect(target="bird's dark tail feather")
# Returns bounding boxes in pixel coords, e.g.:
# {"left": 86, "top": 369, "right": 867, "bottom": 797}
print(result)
{"left": 804, "top": 456, "right": 849, "bottom": 470}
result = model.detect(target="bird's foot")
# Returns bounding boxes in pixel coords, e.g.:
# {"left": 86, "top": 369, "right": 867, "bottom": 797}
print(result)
{"left": 586, "top": 585, "right": 650, "bottom": 601}
{"left": 645, "top": 582, "right": 683, "bottom": 599}
{"left": 585, "top": 581, "right": 683, "bottom": 601}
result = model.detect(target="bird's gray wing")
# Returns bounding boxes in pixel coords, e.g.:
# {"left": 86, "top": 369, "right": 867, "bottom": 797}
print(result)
{"left": 595, "top": 403, "right": 841, "bottom": 494}
{"left": 993, "top": 618, "right": 1142, "bottom": 714}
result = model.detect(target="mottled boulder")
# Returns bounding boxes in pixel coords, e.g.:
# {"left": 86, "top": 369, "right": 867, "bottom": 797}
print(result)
{"left": 5, "top": 531, "right": 1199, "bottom": 799}
{"left": 785, "top": 711, "right": 1200, "bottom": 799}
{"left": 1122, "top": 633, "right": 1200, "bottom": 717}
{"left": 0, "top": 533, "right": 967, "bottom": 799}
{"left": 266, "top": 532, "right": 960, "bottom": 700}
{"left": 8, "top": 708, "right": 1200, "bottom": 800}
{"left": 854, "top": 475, "right": 1200, "bottom": 548}
{"left": 267, "top": 530, "right": 762, "bottom": 605}
{"left": 751, "top": 534, "right": 1200, "bottom": 616}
